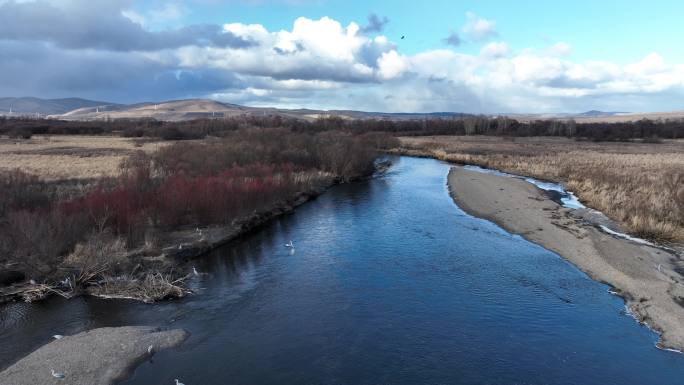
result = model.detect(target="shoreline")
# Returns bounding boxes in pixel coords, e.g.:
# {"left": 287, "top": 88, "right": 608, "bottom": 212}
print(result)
{"left": 0, "top": 184, "right": 330, "bottom": 304}
{"left": 447, "top": 165, "right": 684, "bottom": 351}
{"left": 0, "top": 161, "right": 392, "bottom": 304}
{"left": 0, "top": 326, "right": 189, "bottom": 385}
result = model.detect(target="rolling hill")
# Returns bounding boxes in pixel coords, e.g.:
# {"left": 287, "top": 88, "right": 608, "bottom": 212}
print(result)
{"left": 2, "top": 96, "right": 682, "bottom": 123}
{"left": 0, "top": 97, "right": 115, "bottom": 116}
{"left": 50, "top": 98, "right": 471, "bottom": 121}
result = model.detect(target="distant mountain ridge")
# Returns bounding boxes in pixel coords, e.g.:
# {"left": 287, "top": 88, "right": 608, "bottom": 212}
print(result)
{"left": 1, "top": 96, "right": 682, "bottom": 123}
{"left": 0, "top": 97, "right": 115, "bottom": 115}
{"left": 577, "top": 110, "right": 627, "bottom": 117}
{"left": 43, "top": 98, "right": 472, "bottom": 122}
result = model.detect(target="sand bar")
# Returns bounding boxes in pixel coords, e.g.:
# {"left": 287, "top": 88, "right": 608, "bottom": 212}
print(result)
{"left": 0, "top": 326, "right": 189, "bottom": 385}
{"left": 448, "top": 166, "right": 684, "bottom": 351}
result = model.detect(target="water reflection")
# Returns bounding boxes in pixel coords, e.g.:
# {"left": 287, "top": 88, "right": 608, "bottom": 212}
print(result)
{"left": 1, "top": 157, "right": 683, "bottom": 385}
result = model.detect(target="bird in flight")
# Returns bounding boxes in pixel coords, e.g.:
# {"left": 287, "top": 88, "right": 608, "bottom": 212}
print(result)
{"left": 401, "top": 35, "right": 405, "bottom": 40}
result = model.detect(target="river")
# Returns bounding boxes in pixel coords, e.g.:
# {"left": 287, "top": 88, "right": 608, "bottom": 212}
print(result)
{"left": 1, "top": 156, "right": 683, "bottom": 384}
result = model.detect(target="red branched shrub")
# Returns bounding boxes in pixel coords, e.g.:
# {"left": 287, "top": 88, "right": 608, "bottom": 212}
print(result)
{"left": 0, "top": 128, "right": 378, "bottom": 277}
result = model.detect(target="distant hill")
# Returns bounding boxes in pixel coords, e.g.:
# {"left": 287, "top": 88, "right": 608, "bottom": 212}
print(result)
{"left": 0, "top": 97, "right": 115, "bottom": 116}
{"left": 504, "top": 109, "right": 684, "bottom": 123}
{"left": 2, "top": 96, "right": 681, "bottom": 123}
{"left": 49, "top": 98, "right": 471, "bottom": 122}
{"left": 576, "top": 110, "right": 626, "bottom": 117}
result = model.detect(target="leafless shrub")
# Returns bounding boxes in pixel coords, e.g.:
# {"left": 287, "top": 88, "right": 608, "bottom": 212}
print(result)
{"left": 64, "top": 230, "right": 128, "bottom": 286}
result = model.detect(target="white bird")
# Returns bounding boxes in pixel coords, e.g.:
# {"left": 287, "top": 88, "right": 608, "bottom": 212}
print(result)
{"left": 51, "top": 369, "right": 65, "bottom": 379}
{"left": 60, "top": 277, "right": 71, "bottom": 287}
{"left": 147, "top": 345, "right": 154, "bottom": 355}
{"left": 53, "top": 335, "right": 64, "bottom": 340}
{"left": 285, "top": 241, "right": 294, "bottom": 248}
{"left": 29, "top": 279, "right": 36, "bottom": 285}
{"left": 178, "top": 244, "right": 183, "bottom": 250}
{"left": 192, "top": 267, "right": 199, "bottom": 276}
{"left": 175, "top": 379, "right": 185, "bottom": 385}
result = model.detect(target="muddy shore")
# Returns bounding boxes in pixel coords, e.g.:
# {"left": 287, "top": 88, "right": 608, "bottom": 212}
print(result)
{"left": 0, "top": 326, "right": 188, "bottom": 385}
{"left": 448, "top": 166, "right": 684, "bottom": 351}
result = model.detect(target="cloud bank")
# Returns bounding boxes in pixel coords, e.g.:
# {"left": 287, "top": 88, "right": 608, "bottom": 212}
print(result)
{"left": 0, "top": 1, "right": 683, "bottom": 113}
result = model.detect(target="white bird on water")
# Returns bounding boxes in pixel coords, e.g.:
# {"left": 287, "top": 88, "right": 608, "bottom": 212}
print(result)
{"left": 175, "top": 379, "right": 185, "bottom": 385}
{"left": 192, "top": 266, "right": 199, "bottom": 276}
{"left": 285, "top": 240, "right": 294, "bottom": 248}
{"left": 147, "top": 345, "right": 154, "bottom": 355}
{"left": 53, "top": 334, "right": 64, "bottom": 340}
{"left": 51, "top": 369, "right": 65, "bottom": 379}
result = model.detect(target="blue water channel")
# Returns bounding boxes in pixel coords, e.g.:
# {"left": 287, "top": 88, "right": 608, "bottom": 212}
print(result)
{"left": 1, "top": 156, "right": 682, "bottom": 384}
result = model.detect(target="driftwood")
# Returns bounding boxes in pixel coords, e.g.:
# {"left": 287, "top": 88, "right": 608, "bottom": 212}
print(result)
{"left": 86, "top": 273, "right": 191, "bottom": 303}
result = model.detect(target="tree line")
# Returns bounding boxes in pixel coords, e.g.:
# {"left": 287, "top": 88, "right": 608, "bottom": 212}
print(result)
{"left": 1, "top": 115, "right": 683, "bottom": 141}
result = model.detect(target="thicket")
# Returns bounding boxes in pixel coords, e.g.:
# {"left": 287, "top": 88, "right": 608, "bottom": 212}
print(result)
{"left": 324, "top": 116, "right": 684, "bottom": 140}
{"left": 0, "top": 129, "right": 394, "bottom": 281}
{"left": 1, "top": 115, "right": 683, "bottom": 141}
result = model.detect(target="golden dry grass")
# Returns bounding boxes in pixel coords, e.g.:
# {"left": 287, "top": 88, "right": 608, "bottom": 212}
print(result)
{"left": 399, "top": 136, "right": 684, "bottom": 243}
{"left": 0, "top": 135, "right": 169, "bottom": 180}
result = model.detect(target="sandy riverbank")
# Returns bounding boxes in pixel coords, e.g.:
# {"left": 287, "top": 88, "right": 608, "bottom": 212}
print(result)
{"left": 448, "top": 166, "right": 684, "bottom": 351}
{"left": 0, "top": 326, "right": 188, "bottom": 385}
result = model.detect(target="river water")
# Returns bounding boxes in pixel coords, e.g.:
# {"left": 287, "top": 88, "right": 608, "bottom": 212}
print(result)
{"left": 1, "top": 156, "right": 683, "bottom": 384}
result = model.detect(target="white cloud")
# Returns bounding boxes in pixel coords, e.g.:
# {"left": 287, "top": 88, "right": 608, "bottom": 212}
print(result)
{"left": 149, "top": 2, "right": 189, "bottom": 23}
{"left": 121, "top": 9, "right": 146, "bottom": 26}
{"left": 1, "top": 5, "right": 684, "bottom": 113}
{"left": 175, "top": 16, "right": 395, "bottom": 83}
{"left": 462, "top": 12, "right": 498, "bottom": 42}
{"left": 377, "top": 50, "right": 409, "bottom": 79}
{"left": 548, "top": 42, "right": 572, "bottom": 57}
{"left": 480, "top": 42, "right": 509, "bottom": 58}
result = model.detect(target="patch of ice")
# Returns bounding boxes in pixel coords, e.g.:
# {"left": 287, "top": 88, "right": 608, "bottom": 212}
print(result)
{"left": 461, "top": 164, "right": 674, "bottom": 250}
{"left": 463, "top": 165, "right": 585, "bottom": 209}
{"left": 598, "top": 225, "right": 658, "bottom": 248}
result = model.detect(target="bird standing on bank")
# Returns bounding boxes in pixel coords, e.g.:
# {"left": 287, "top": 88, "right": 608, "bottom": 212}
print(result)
{"left": 51, "top": 369, "right": 65, "bottom": 379}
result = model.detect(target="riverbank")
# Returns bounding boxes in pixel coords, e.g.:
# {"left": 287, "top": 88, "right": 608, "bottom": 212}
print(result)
{"left": 448, "top": 166, "right": 684, "bottom": 351}
{"left": 1, "top": 130, "right": 392, "bottom": 304}
{"left": 0, "top": 326, "right": 188, "bottom": 385}
{"left": 0, "top": 183, "right": 331, "bottom": 304}
{"left": 396, "top": 136, "right": 684, "bottom": 245}
{"left": 0, "top": 159, "right": 392, "bottom": 304}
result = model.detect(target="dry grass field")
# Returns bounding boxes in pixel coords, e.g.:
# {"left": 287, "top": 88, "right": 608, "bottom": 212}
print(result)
{"left": 0, "top": 135, "right": 168, "bottom": 180}
{"left": 399, "top": 136, "right": 684, "bottom": 244}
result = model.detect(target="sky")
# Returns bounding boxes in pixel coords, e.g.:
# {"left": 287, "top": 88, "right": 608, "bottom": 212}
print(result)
{"left": 1, "top": 0, "right": 683, "bottom": 113}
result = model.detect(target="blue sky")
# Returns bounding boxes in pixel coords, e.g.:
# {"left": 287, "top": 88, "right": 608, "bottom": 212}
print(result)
{"left": 134, "top": 0, "right": 684, "bottom": 63}
{"left": 1, "top": 0, "right": 683, "bottom": 113}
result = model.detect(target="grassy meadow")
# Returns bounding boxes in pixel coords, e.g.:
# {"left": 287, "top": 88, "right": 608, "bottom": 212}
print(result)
{"left": 399, "top": 136, "right": 684, "bottom": 244}
{"left": 0, "top": 135, "right": 168, "bottom": 181}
